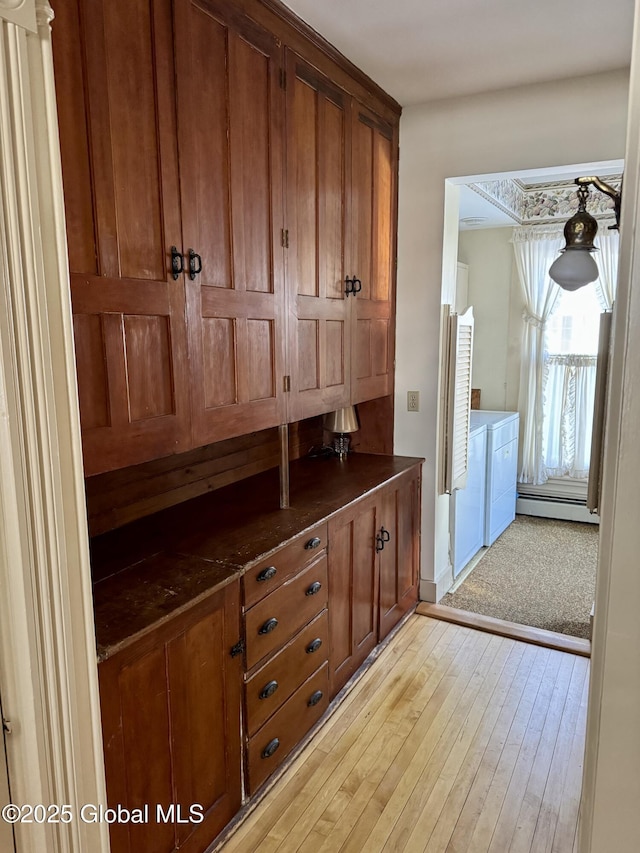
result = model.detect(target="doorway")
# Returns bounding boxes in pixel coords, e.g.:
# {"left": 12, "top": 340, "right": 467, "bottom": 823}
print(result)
{"left": 440, "top": 161, "right": 621, "bottom": 645}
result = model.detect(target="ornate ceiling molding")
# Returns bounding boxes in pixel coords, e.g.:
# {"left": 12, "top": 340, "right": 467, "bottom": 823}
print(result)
{"left": 469, "top": 175, "right": 622, "bottom": 227}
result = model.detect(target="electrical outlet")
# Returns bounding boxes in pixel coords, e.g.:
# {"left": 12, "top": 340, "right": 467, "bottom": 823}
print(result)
{"left": 407, "top": 390, "right": 420, "bottom": 412}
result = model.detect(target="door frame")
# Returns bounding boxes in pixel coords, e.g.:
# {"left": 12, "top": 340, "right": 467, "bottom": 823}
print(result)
{"left": 0, "top": 3, "right": 108, "bottom": 851}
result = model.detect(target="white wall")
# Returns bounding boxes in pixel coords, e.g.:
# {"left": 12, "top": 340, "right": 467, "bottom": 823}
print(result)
{"left": 394, "top": 69, "right": 629, "bottom": 601}
{"left": 458, "top": 227, "right": 522, "bottom": 412}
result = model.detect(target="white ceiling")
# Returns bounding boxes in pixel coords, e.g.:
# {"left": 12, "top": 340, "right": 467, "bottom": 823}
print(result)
{"left": 281, "top": 0, "right": 634, "bottom": 105}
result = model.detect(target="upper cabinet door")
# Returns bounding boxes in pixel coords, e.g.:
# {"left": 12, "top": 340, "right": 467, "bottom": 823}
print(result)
{"left": 53, "top": 0, "right": 191, "bottom": 476}
{"left": 285, "top": 51, "right": 351, "bottom": 422}
{"left": 174, "top": 0, "right": 286, "bottom": 446}
{"left": 349, "top": 104, "right": 397, "bottom": 404}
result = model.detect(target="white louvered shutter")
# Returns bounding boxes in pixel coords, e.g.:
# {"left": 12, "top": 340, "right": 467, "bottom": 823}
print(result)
{"left": 445, "top": 307, "right": 474, "bottom": 492}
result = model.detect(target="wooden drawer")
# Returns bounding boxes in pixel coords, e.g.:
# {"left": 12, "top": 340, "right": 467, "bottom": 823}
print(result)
{"left": 245, "top": 555, "right": 328, "bottom": 670}
{"left": 245, "top": 609, "right": 328, "bottom": 736}
{"left": 243, "top": 522, "right": 328, "bottom": 608}
{"left": 247, "top": 662, "right": 329, "bottom": 795}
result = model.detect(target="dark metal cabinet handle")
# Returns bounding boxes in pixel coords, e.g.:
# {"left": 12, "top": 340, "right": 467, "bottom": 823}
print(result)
{"left": 352, "top": 277, "right": 362, "bottom": 294}
{"left": 188, "top": 248, "right": 202, "bottom": 280}
{"left": 305, "top": 536, "right": 322, "bottom": 550}
{"left": 345, "top": 275, "right": 354, "bottom": 296}
{"left": 258, "top": 617, "right": 279, "bottom": 635}
{"left": 256, "top": 566, "right": 277, "bottom": 583}
{"left": 381, "top": 527, "right": 390, "bottom": 543}
{"left": 307, "top": 690, "right": 323, "bottom": 707}
{"left": 376, "top": 533, "right": 385, "bottom": 553}
{"left": 261, "top": 738, "right": 280, "bottom": 759}
{"left": 170, "top": 246, "right": 184, "bottom": 280}
{"left": 306, "top": 582, "right": 322, "bottom": 596}
{"left": 259, "top": 680, "right": 279, "bottom": 700}
{"left": 306, "top": 638, "right": 322, "bottom": 654}
{"left": 230, "top": 639, "right": 244, "bottom": 658}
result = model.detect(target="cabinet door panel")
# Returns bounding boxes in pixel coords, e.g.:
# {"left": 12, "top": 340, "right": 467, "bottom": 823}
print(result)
{"left": 350, "top": 106, "right": 397, "bottom": 404}
{"left": 286, "top": 53, "right": 351, "bottom": 421}
{"left": 99, "top": 582, "right": 242, "bottom": 853}
{"left": 53, "top": 0, "right": 190, "bottom": 475}
{"left": 168, "top": 583, "right": 242, "bottom": 852}
{"left": 379, "top": 471, "right": 420, "bottom": 641}
{"left": 100, "top": 648, "right": 176, "bottom": 853}
{"left": 175, "top": 0, "right": 285, "bottom": 446}
{"left": 328, "top": 496, "right": 379, "bottom": 698}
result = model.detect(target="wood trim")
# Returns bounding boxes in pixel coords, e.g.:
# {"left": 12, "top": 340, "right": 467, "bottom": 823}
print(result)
{"left": 0, "top": 5, "right": 109, "bottom": 851}
{"left": 416, "top": 602, "right": 591, "bottom": 658}
{"left": 86, "top": 417, "right": 323, "bottom": 536}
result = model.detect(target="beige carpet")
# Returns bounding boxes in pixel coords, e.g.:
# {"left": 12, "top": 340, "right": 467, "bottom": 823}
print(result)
{"left": 441, "top": 515, "right": 598, "bottom": 639}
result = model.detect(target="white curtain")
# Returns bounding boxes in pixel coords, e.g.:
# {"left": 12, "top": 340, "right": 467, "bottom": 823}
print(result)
{"left": 593, "top": 227, "right": 620, "bottom": 310}
{"left": 512, "top": 226, "right": 564, "bottom": 484}
{"left": 542, "top": 354, "right": 597, "bottom": 479}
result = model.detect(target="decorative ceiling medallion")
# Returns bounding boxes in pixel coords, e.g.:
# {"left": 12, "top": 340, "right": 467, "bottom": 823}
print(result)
{"left": 468, "top": 175, "right": 622, "bottom": 227}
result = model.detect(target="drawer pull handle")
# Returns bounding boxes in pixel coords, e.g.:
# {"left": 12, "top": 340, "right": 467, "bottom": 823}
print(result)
{"left": 306, "top": 638, "right": 322, "bottom": 654}
{"left": 306, "top": 582, "right": 322, "bottom": 596}
{"left": 307, "top": 690, "right": 324, "bottom": 707}
{"left": 258, "top": 617, "right": 279, "bottom": 635}
{"left": 305, "top": 536, "right": 322, "bottom": 550}
{"left": 257, "top": 566, "right": 277, "bottom": 583}
{"left": 261, "top": 738, "right": 280, "bottom": 759}
{"left": 259, "top": 680, "right": 279, "bottom": 700}
{"left": 381, "top": 527, "right": 391, "bottom": 543}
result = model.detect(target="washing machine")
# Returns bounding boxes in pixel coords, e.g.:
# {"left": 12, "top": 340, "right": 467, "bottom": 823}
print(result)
{"left": 469, "top": 410, "right": 520, "bottom": 546}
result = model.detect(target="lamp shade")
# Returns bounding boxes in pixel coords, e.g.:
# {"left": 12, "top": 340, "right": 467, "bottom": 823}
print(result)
{"left": 323, "top": 406, "right": 359, "bottom": 434}
{"left": 549, "top": 247, "right": 599, "bottom": 291}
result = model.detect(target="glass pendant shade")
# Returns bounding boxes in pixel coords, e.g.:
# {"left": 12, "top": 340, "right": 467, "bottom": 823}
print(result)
{"left": 549, "top": 247, "right": 600, "bottom": 291}
{"left": 549, "top": 185, "right": 600, "bottom": 291}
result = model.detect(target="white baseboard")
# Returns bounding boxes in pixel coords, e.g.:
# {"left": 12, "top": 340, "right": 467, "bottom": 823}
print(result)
{"left": 421, "top": 562, "right": 454, "bottom": 603}
{"left": 516, "top": 497, "right": 599, "bottom": 524}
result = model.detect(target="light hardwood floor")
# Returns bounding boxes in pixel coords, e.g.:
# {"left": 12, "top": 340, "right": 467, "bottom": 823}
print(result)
{"left": 221, "top": 615, "right": 587, "bottom": 853}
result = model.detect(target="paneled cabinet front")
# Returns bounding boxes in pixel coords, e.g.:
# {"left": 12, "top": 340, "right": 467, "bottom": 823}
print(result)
{"left": 53, "top": 0, "right": 286, "bottom": 476}
{"left": 53, "top": 0, "right": 191, "bottom": 476}
{"left": 98, "top": 581, "right": 243, "bottom": 853}
{"left": 53, "top": 0, "right": 400, "bottom": 477}
{"left": 328, "top": 469, "right": 420, "bottom": 697}
{"left": 175, "top": 0, "right": 286, "bottom": 446}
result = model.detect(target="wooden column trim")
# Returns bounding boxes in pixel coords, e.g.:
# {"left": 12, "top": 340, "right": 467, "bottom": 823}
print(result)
{"left": 0, "top": 3, "right": 108, "bottom": 851}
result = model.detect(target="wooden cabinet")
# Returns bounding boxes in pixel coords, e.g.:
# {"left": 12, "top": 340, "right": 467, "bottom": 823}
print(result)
{"left": 53, "top": 0, "right": 400, "bottom": 477}
{"left": 349, "top": 103, "right": 397, "bottom": 404}
{"left": 53, "top": 0, "right": 191, "bottom": 476}
{"left": 242, "top": 528, "right": 330, "bottom": 794}
{"left": 328, "top": 493, "right": 380, "bottom": 697}
{"left": 285, "top": 51, "right": 351, "bottom": 421}
{"left": 285, "top": 57, "right": 398, "bottom": 420}
{"left": 378, "top": 468, "right": 421, "bottom": 641}
{"left": 328, "top": 467, "right": 420, "bottom": 697}
{"left": 93, "top": 456, "right": 421, "bottom": 851}
{"left": 175, "top": 0, "right": 286, "bottom": 446}
{"left": 98, "top": 581, "right": 243, "bottom": 853}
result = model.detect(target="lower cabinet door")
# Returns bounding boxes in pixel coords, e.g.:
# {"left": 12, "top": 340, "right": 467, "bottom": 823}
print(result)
{"left": 378, "top": 470, "right": 421, "bottom": 641}
{"left": 99, "top": 581, "right": 243, "bottom": 853}
{"left": 247, "top": 663, "right": 329, "bottom": 795}
{"left": 328, "top": 494, "right": 379, "bottom": 698}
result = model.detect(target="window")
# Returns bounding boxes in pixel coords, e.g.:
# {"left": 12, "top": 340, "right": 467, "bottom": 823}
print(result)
{"left": 541, "top": 285, "right": 601, "bottom": 480}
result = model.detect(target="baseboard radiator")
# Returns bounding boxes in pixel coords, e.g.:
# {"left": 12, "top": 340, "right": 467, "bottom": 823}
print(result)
{"left": 516, "top": 492, "right": 600, "bottom": 524}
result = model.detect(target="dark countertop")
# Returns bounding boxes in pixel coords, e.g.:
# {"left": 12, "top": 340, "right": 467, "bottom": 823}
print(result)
{"left": 92, "top": 453, "right": 423, "bottom": 662}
